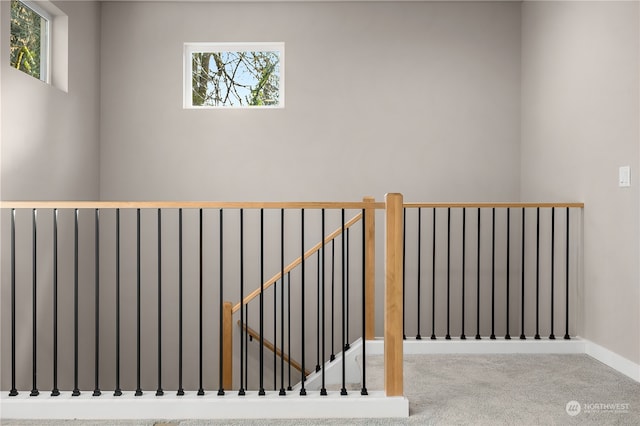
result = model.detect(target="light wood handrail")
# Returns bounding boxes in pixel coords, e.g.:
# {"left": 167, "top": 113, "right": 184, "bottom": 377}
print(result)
{"left": 231, "top": 211, "right": 365, "bottom": 314}
{"left": 0, "top": 201, "right": 386, "bottom": 210}
{"left": 0, "top": 200, "right": 582, "bottom": 209}
{"left": 403, "top": 202, "right": 584, "bottom": 208}
{"left": 239, "top": 320, "right": 311, "bottom": 376}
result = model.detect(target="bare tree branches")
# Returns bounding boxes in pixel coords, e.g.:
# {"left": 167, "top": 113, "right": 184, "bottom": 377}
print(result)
{"left": 191, "top": 51, "right": 280, "bottom": 107}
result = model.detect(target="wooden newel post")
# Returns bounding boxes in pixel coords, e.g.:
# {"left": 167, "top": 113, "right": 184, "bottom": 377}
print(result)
{"left": 384, "top": 193, "right": 404, "bottom": 397}
{"left": 363, "top": 196, "right": 376, "bottom": 340}
{"left": 222, "top": 301, "right": 233, "bottom": 390}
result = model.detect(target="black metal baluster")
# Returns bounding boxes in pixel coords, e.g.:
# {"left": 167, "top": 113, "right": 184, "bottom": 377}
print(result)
{"left": 239, "top": 209, "right": 245, "bottom": 396}
{"left": 244, "top": 306, "right": 249, "bottom": 392}
{"left": 461, "top": 208, "right": 466, "bottom": 340}
{"left": 316, "top": 251, "right": 321, "bottom": 373}
{"left": 431, "top": 208, "right": 436, "bottom": 340}
{"left": 115, "top": 209, "right": 122, "bottom": 396}
{"left": 564, "top": 208, "right": 571, "bottom": 340}
{"left": 10, "top": 209, "right": 18, "bottom": 397}
{"left": 73, "top": 209, "right": 80, "bottom": 396}
{"left": 177, "top": 209, "right": 184, "bottom": 396}
{"left": 279, "top": 209, "right": 286, "bottom": 396}
{"left": 490, "top": 208, "right": 496, "bottom": 340}
{"left": 321, "top": 209, "right": 327, "bottom": 396}
{"left": 446, "top": 208, "right": 451, "bottom": 340}
{"left": 52, "top": 209, "right": 59, "bottom": 396}
{"left": 31, "top": 209, "right": 38, "bottom": 397}
{"left": 330, "top": 238, "right": 336, "bottom": 360}
{"left": 156, "top": 209, "right": 164, "bottom": 396}
{"left": 535, "top": 208, "right": 540, "bottom": 340}
{"left": 520, "top": 208, "right": 526, "bottom": 340}
{"left": 340, "top": 209, "right": 347, "bottom": 396}
{"left": 136, "top": 209, "right": 143, "bottom": 396}
{"left": 259, "top": 209, "right": 265, "bottom": 396}
{"left": 218, "top": 209, "right": 225, "bottom": 396}
{"left": 550, "top": 207, "right": 555, "bottom": 340}
{"left": 475, "top": 208, "right": 481, "bottom": 340}
{"left": 402, "top": 208, "right": 406, "bottom": 340}
{"left": 345, "top": 227, "right": 350, "bottom": 350}
{"left": 300, "top": 209, "right": 307, "bottom": 396}
{"left": 198, "top": 209, "right": 205, "bottom": 395}
{"left": 505, "top": 208, "right": 511, "bottom": 340}
{"left": 361, "top": 207, "right": 368, "bottom": 396}
{"left": 417, "top": 208, "right": 422, "bottom": 340}
{"left": 93, "top": 209, "right": 101, "bottom": 396}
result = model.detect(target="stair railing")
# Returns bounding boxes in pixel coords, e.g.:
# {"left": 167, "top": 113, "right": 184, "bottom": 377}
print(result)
{"left": 1, "top": 197, "right": 391, "bottom": 399}
{"left": 227, "top": 198, "right": 382, "bottom": 396}
{"left": 228, "top": 197, "right": 376, "bottom": 392}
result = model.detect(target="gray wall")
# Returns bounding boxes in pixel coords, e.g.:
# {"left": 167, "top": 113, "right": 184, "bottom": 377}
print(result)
{"left": 1, "top": 0, "right": 101, "bottom": 200}
{"left": 521, "top": 1, "right": 640, "bottom": 365}
{"left": 99, "top": 1, "right": 521, "bottom": 202}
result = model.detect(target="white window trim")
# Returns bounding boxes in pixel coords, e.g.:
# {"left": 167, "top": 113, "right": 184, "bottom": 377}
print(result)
{"left": 183, "top": 42, "right": 285, "bottom": 109}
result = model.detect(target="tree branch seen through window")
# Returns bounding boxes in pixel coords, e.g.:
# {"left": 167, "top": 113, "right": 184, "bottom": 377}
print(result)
{"left": 191, "top": 50, "right": 281, "bottom": 107}
{"left": 10, "top": 0, "right": 48, "bottom": 81}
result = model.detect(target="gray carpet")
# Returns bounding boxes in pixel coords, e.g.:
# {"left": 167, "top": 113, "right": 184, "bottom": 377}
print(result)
{"left": 3, "top": 354, "right": 640, "bottom": 425}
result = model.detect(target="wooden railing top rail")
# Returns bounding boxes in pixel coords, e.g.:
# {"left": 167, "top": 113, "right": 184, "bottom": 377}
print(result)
{"left": 0, "top": 201, "right": 386, "bottom": 210}
{"left": 2, "top": 201, "right": 583, "bottom": 210}
{"left": 231, "top": 212, "right": 363, "bottom": 314}
{"left": 403, "top": 202, "right": 584, "bottom": 208}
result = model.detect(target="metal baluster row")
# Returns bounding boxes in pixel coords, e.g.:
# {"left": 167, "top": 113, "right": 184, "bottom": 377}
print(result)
{"left": 403, "top": 206, "right": 574, "bottom": 340}
{"left": 6, "top": 207, "right": 368, "bottom": 397}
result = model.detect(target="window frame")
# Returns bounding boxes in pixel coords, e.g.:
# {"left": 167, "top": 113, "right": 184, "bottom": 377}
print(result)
{"left": 11, "top": 0, "right": 52, "bottom": 83}
{"left": 183, "top": 42, "right": 285, "bottom": 109}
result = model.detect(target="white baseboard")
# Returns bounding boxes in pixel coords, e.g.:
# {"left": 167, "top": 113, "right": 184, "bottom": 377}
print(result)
{"left": 366, "top": 337, "right": 640, "bottom": 383}
{"left": 0, "top": 390, "right": 409, "bottom": 420}
{"left": 584, "top": 340, "right": 640, "bottom": 382}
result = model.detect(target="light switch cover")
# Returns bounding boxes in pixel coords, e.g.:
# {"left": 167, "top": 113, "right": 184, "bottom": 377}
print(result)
{"left": 619, "top": 166, "right": 631, "bottom": 187}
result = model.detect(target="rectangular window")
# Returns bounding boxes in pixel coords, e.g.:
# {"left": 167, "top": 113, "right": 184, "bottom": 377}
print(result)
{"left": 184, "top": 42, "right": 284, "bottom": 108}
{"left": 10, "top": 0, "right": 51, "bottom": 83}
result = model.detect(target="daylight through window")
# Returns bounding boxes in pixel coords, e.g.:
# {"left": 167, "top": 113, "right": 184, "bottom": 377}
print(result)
{"left": 184, "top": 43, "right": 284, "bottom": 108}
{"left": 10, "top": 0, "right": 50, "bottom": 82}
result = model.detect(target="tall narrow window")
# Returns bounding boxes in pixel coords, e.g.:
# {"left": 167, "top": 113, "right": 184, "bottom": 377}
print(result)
{"left": 184, "top": 43, "right": 284, "bottom": 108}
{"left": 10, "top": 0, "right": 51, "bottom": 82}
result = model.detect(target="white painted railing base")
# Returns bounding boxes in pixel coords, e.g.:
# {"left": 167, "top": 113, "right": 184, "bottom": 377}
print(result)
{"left": 0, "top": 390, "right": 409, "bottom": 420}
{"left": 4, "top": 337, "right": 637, "bottom": 420}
